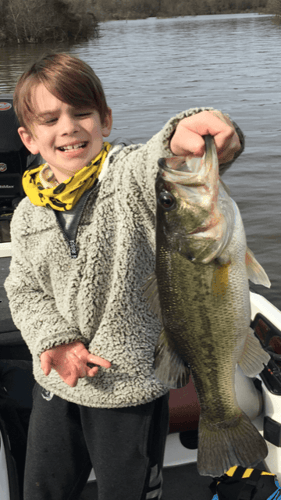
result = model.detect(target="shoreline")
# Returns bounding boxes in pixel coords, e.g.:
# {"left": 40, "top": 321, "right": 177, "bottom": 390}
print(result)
{"left": 95, "top": 8, "right": 270, "bottom": 23}
{"left": 1, "top": 10, "right": 278, "bottom": 47}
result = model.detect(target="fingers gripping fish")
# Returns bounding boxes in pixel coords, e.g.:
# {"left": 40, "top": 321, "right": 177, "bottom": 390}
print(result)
{"left": 143, "top": 136, "right": 271, "bottom": 477}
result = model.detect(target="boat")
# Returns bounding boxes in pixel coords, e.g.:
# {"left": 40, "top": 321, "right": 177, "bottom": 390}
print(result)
{"left": 1, "top": 94, "right": 281, "bottom": 500}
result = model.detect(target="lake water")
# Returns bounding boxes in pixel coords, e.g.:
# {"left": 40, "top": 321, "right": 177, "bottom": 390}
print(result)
{"left": 0, "top": 13, "right": 280, "bottom": 308}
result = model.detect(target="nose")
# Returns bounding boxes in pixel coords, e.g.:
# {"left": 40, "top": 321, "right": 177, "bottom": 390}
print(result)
{"left": 60, "top": 112, "right": 79, "bottom": 135}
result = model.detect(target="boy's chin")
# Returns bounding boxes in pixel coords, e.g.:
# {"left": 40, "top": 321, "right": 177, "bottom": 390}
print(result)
{"left": 49, "top": 163, "right": 86, "bottom": 183}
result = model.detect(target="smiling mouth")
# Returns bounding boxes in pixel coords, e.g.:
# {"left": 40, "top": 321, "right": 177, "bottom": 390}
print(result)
{"left": 57, "top": 142, "right": 87, "bottom": 151}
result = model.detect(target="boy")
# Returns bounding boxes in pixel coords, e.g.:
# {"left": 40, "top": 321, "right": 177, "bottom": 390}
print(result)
{"left": 5, "top": 53, "right": 243, "bottom": 500}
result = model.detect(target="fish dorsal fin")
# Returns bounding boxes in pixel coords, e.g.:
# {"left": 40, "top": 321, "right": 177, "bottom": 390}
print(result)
{"left": 142, "top": 271, "right": 162, "bottom": 321}
{"left": 246, "top": 247, "right": 271, "bottom": 288}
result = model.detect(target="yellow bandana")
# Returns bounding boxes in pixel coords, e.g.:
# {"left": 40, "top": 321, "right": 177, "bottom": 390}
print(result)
{"left": 22, "top": 142, "right": 112, "bottom": 211}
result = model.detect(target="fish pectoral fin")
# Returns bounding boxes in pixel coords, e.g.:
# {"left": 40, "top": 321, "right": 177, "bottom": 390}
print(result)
{"left": 238, "top": 327, "right": 270, "bottom": 377}
{"left": 154, "top": 329, "right": 190, "bottom": 389}
{"left": 246, "top": 247, "right": 271, "bottom": 288}
{"left": 142, "top": 271, "right": 162, "bottom": 321}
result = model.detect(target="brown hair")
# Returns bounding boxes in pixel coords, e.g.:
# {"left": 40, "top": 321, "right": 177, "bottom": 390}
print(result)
{"left": 13, "top": 52, "right": 109, "bottom": 132}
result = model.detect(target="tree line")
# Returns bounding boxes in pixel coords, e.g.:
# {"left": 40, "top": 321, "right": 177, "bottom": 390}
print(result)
{"left": 267, "top": 0, "right": 281, "bottom": 18}
{"left": 93, "top": 0, "right": 279, "bottom": 20}
{"left": 0, "top": 0, "right": 280, "bottom": 46}
{"left": 0, "top": 0, "right": 97, "bottom": 46}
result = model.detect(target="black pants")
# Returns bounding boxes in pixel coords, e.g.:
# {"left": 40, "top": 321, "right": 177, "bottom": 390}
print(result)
{"left": 24, "top": 384, "right": 169, "bottom": 500}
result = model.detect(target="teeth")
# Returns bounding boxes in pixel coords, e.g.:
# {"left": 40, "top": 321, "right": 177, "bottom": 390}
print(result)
{"left": 59, "top": 142, "right": 86, "bottom": 151}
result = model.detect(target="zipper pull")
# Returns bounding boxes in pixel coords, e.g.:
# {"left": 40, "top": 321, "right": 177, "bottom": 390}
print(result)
{"left": 69, "top": 240, "right": 78, "bottom": 259}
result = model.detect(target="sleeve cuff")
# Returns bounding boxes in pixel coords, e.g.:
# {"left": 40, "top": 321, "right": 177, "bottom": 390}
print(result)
{"left": 35, "top": 332, "right": 87, "bottom": 359}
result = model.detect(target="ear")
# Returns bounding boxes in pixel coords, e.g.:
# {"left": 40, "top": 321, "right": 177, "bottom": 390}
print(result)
{"left": 18, "top": 126, "right": 40, "bottom": 155}
{"left": 101, "top": 108, "right": 113, "bottom": 137}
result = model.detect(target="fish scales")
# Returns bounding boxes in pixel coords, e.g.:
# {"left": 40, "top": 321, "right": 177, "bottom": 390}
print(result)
{"left": 157, "top": 250, "right": 237, "bottom": 419}
{"left": 144, "top": 136, "right": 271, "bottom": 477}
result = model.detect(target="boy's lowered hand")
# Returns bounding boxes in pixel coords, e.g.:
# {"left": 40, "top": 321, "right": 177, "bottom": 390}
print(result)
{"left": 170, "top": 110, "right": 241, "bottom": 164}
{"left": 40, "top": 341, "right": 111, "bottom": 387}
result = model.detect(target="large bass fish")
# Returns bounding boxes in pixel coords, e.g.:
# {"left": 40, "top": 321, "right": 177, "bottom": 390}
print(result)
{"left": 143, "top": 136, "right": 271, "bottom": 477}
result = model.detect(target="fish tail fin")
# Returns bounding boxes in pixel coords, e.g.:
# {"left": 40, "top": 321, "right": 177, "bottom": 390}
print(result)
{"left": 154, "top": 329, "right": 190, "bottom": 388}
{"left": 238, "top": 327, "right": 270, "bottom": 377}
{"left": 197, "top": 411, "right": 268, "bottom": 477}
{"left": 246, "top": 247, "right": 271, "bottom": 288}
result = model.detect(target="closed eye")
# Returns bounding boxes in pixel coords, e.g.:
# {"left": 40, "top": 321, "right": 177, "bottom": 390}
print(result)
{"left": 75, "top": 112, "right": 92, "bottom": 117}
{"left": 37, "top": 115, "right": 58, "bottom": 125}
{"left": 45, "top": 118, "right": 58, "bottom": 124}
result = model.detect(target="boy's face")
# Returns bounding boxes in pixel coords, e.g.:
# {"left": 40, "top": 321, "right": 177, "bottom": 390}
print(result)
{"left": 18, "top": 83, "right": 112, "bottom": 183}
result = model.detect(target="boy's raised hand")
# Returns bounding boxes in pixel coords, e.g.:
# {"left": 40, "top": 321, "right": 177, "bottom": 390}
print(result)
{"left": 170, "top": 110, "right": 241, "bottom": 163}
{"left": 40, "top": 341, "right": 111, "bottom": 387}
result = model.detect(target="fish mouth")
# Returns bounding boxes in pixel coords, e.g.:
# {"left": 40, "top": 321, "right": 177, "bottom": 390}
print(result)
{"left": 157, "top": 157, "right": 206, "bottom": 203}
{"left": 158, "top": 156, "right": 190, "bottom": 173}
{"left": 157, "top": 156, "right": 206, "bottom": 189}
{"left": 158, "top": 156, "right": 196, "bottom": 183}
{"left": 158, "top": 135, "right": 215, "bottom": 187}
{"left": 157, "top": 135, "right": 218, "bottom": 207}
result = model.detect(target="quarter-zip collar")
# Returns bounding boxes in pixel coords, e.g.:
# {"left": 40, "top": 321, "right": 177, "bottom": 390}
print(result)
{"left": 52, "top": 142, "right": 126, "bottom": 259}
{"left": 54, "top": 180, "right": 99, "bottom": 259}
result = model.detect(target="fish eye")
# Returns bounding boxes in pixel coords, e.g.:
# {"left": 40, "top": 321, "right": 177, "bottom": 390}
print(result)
{"left": 158, "top": 191, "right": 175, "bottom": 210}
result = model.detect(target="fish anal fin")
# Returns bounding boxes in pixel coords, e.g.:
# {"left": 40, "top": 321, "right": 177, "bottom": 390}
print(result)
{"left": 246, "top": 247, "right": 271, "bottom": 288}
{"left": 197, "top": 411, "right": 268, "bottom": 477}
{"left": 154, "top": 329, "right": 190, "bottom": 389}
{"left": 142, "top": 271, "right": 162, "bottom": 321}
{"left": 238, "top": 328, "right": 270, "bottom": 377}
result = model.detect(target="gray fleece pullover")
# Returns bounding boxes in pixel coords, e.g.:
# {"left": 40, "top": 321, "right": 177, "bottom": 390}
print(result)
{"left": 4, "top": 108, "right": 244, "bottom": 408}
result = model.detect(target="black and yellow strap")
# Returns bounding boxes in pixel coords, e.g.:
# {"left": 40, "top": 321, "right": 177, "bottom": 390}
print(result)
{"left": 210, "top": 466, "right": 278, "bottom": 500}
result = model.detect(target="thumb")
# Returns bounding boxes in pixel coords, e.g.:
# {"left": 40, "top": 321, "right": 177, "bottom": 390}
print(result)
{"left": 40, "top": 351, "right": 52, "bottom": 376}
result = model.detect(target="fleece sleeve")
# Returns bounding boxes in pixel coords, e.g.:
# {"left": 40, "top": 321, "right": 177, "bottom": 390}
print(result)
{"left": 4, "top": 216, "right": 87, "bottom": 359}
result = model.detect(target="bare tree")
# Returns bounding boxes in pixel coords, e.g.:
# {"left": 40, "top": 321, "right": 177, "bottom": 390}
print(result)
{"left": 1, "top": 0, "right": 98, "bottom": 45}
{"left": 267, "top": 0, "right": 281, "bottom": 13}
